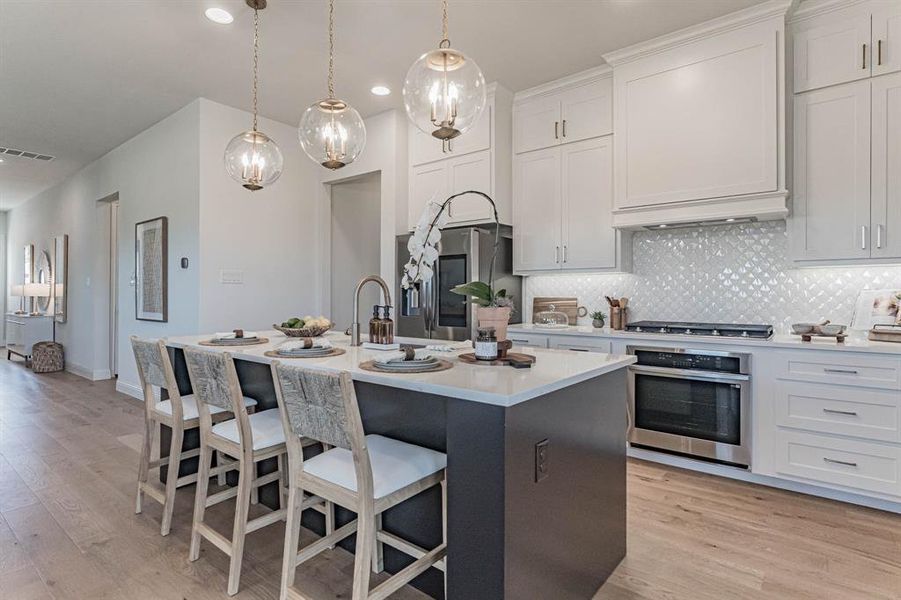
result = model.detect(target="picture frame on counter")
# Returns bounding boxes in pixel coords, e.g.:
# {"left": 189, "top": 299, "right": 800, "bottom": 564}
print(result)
{"left": 135, "top": 216, "right": 168, "bottom": 322}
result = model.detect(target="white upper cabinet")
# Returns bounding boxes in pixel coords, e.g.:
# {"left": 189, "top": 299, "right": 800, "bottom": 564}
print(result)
{"left": 407, "top": 83, "right": 513, "bottom": 230}
{"left": 873, "top": 1, "right": 901, "bottom": 77}
{"left": 513, "top": 94, "right": 561, "bottom": 154}
{"left": 871, "top": 71, "right": 901, "bottom": 259}
{"left": 602, "top": 2, "right": 790, "bottom": 228}
{"left": 513, "top": 147, "right": 561, "bottom": 271}
{"left": 513, "top": 70, "right": 612, "bottom": 154}
{"left": 560, "top": 137, "right": 617, "bottom": 270}
{"left": 792, "top": 81, "right": 872, "bottom": 261}
{"left": 447, "top": 150, "right": 493, "bottom": 224}
{"left": 793, "top": 0, "right": 901, "bottom": 93}
{"left": 512, "top": 68, "right": 628, "bottom": 273}
{"left": 793, "top": 6, "right": 872, "bottom": 93}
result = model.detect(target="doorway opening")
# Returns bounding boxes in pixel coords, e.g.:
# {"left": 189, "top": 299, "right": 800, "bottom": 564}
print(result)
{"left": 329, "top": 172, "right": 381, "bottom": 332}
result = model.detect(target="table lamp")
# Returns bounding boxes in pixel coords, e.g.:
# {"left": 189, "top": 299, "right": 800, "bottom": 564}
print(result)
{"left": 10, "top": 284, "right": 26, "bottom": 314}
{"left": 24, "top": 282, "right": 51, "bottom": 316}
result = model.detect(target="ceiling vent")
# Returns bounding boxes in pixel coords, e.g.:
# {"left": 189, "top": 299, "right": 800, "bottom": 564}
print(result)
{"left": 0, "top": 147, "right": 55, "bottom": 161}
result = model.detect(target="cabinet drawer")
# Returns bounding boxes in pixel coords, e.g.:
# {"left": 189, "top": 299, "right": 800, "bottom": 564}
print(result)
{"left": 775, "top": 381, "right": 901, "bottom": 442}
{"left": 550, "top": 337, "right": 612, "bottom": 354}
{"left": 775, "top": 430, "right": 901, "bottom": 497}
{"left": 507, "top": 333, "right": 549, "bottom": 349}
{"left": 776, "top": 352, "right": 901, "bottom": 390}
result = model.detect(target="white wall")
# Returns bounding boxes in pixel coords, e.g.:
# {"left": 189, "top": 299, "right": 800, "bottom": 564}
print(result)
{"left": 5, "top": 101, "right": 202, "bottom": 385}
{"left": 196, "top": 99, "right": 321, "bottom": 333}
{"left": 329, "top": 172, "right": 382, "bottom": 331}
{"left": 318, "top": 110, "right": 408, "bottom": 313}
{"left": 0, "top": 211, "right": 7, "bottom": 340}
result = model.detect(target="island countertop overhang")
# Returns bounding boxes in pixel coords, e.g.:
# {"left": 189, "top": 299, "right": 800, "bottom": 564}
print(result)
{"left": 165, "top": 331, "right": 636, "bottom": 408}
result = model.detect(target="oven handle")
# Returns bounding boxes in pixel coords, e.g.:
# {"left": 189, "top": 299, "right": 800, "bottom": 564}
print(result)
{"left": 629, "top": 364, "right": 750, "bottom": 383}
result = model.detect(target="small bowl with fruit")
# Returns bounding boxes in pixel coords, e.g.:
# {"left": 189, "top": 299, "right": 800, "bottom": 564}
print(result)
{"left": 273, "top": 316, "right": 333, "bottom": 338}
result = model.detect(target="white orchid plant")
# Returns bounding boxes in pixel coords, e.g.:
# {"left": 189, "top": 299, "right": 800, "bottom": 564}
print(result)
{"left": 401, "top": 190, "right": 512, "bottom": 310}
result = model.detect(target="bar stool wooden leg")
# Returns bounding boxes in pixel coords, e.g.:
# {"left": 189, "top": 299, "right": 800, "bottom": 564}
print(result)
{"left": 215, "top": 450, "right": 227, "bottom": 486}
{"left": 351, "top": 499, "right": 375, "bottom": 600}
{"left": 279, "top": 484, "right": 303, "bottom": 600}
{"left": 227, "top": 457, "right": 253, "bottom": 596}
{"left": 160, "top": 424, "right": 184, "bottom": 536}
{"left": 371, "top": 514, "right": 384, "bottom": 573}
{"left": 135, "top": 417, "right": 155, "bottom": 514}
{"left": 442, "top": 478, "right": 448, "bottom": 599}
{"left": 277, "top": 453, "right": 288, "bottom": 511}
{"left": 250, "top": 461, "right": 259, "bottom": 506}
{"left": 189, "top": 438, "right": 213, "bottom": 562}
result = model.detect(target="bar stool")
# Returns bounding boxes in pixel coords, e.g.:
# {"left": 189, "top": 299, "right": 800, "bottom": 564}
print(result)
{"left": 183, "top": 348, "right": 326, "bottom": 596}
{"left": 130, "top": 337, "right": 256, "bottom": 536}
{"left": 271, "top": 361, "right": 447, "bottom": 600}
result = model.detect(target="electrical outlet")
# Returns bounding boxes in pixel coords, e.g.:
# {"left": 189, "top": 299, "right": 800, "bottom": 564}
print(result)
{"left": 219, "top": 269, "right": 244, "bottom": 284}
{"left": 535, "top": 439, "right": 549, "bottom": 482}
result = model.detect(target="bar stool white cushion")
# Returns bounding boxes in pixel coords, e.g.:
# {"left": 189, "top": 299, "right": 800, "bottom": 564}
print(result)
{"left": 303, "top": 434, "right": 447, "bottom": 499}
{"left": 155, "top": 395, "right": 258, "bottom": 421}
{"left": 211, "top": 408, "right": 285, "bottom": 450}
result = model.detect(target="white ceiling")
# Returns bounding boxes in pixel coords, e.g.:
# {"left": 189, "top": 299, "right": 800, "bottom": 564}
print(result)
{"left": 0, "top": 0, "right": 767, "bottom": 210}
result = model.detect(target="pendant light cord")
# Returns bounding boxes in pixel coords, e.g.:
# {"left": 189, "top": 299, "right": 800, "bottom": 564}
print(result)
{"left": 252, "top": 7, "right": 260, "bottom": 132}
{"left": 440, "top": 0, "right": 450, "bottom": 47}
{"left": 327, "top": 0, "right": 335, "bottom": 99}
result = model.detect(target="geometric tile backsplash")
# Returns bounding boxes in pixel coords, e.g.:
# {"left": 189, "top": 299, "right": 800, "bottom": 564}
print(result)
{"left": 524, "top": 220, "right": 901, "bottom": 334}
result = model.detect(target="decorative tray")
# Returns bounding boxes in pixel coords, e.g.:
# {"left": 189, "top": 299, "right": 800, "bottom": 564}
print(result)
{"left": 457, "top": 352, "right": 536, "bottom": 367}
{"left": 264, "top": 347, "right": 346, "bottom": 359}
{"left": 869, "top": 324, "right": 901, "bottom": 343}
{"left": 199, "top": 337, "right": 269, "bottom": 347}
{"left": 358, "top": 358, "right": 453, "bottom": 374}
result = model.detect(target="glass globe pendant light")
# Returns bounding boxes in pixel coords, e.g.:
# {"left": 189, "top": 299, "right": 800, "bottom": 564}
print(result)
{"left": 403, "top": 0, "right": 486, "bottom": 142}
{"left": 223, "top": 0, "right": 284, "bottom": 191}
{"left": 298, "top": 0, "right": 366, "bottom": 170}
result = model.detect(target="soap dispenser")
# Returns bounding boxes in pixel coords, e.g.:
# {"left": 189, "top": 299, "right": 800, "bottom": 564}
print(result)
{"left": 369, "top": 305, "right": 381, "bottom": 344}
{"left": 381, "top": 305, "right": 395, "bottom": 345}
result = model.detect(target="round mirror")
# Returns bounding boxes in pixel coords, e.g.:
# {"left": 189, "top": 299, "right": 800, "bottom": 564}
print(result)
{"left": 36, "top": 250, "right": 52, "bottom": 313}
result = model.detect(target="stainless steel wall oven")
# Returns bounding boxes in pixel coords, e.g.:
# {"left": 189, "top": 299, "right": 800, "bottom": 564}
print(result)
{"left": 627, "top": 346, "right": 751, "bottom": 467}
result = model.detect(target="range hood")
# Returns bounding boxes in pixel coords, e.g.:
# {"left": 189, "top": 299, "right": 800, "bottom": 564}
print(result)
{"left": 612, "top": 190, "right": 790, "bottom": 231}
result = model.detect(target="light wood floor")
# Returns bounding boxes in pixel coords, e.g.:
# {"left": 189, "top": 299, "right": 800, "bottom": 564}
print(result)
{"left": 1, "top": 358, "right": 898, "bottom": 600}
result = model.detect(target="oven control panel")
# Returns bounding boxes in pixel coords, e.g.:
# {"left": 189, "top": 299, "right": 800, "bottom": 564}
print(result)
{"left": 633, "top": 349, "right": 746, "bottom": 374}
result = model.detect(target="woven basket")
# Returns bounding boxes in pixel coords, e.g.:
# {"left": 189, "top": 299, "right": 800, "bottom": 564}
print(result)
{"left": 273, "top": 323, "right": 332, "bottom": 338}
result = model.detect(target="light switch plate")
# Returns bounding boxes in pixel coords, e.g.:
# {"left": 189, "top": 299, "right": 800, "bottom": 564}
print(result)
{"left": 219, "top": 269, "right": 244, "bottom": 284}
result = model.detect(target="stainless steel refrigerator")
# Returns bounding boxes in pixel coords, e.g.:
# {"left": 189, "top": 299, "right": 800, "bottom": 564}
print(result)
{"left": 396, "top": 224, "right": 521, "bottom": 341}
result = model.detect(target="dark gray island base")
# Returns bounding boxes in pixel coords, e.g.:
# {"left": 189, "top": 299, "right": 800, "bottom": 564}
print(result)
{"left": 162, "top": 349, "right": 627, "bottom": 600}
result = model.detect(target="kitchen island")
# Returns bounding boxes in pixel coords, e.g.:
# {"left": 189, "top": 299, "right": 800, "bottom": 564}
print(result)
{"left": 164, "top": 331, "right": 635, "bottom": 600}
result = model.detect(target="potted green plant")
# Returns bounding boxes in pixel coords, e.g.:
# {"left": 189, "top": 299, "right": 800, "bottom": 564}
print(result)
{"left": 590, "top": 310, "right": 607, "bottom": 329}
{"left": 449, "top": 282, "right": 515, "bottom": 341}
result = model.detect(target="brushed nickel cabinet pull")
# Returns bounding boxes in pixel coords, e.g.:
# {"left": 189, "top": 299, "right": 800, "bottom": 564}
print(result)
{"left": 562, "top": 245, "right": 567, "bottom": 263}
{"left": 555, "top": 245, "right": 560, "bottom": 263}
{"left": 824, "top": 368, "right": 859, "bottom": 375}
{"left": 862, "top": 43, "right": 867, "bottom": 69}
{"left": 878, "top": 39, "right": 883, "bottom": 66}
{"left": 823, "top": 408, "right": 859, "bottom": 416}
{"left": 554, "top": 121, "right": 559, "bottom": 140}
{"left": 876, "top": 224, "right": 884, "bottom": 249}
{"left": 823, "top": 457, "right": 858, "bottom": 468}
{"left": 861, "top": 225, "right": 867, "bottom": 250}
{"left": 562, "top": 119, "right": 567, "bottom": 137}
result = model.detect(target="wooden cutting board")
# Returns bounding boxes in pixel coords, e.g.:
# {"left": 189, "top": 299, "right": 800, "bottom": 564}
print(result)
{"left": 532, "top": 297, "right": 583, "bottom": 325}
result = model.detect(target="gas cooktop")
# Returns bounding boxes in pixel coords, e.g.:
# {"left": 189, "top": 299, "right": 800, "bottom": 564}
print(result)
{"left": 624, "top": 321, "right": 774, "bottom": 339}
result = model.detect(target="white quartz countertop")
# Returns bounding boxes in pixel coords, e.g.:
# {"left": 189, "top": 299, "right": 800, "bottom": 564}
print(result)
{"left": 507, "top": 324, "right": 901, "bottom": 355}
{"left": 166, "top": 331, "right": 636, "bottom": 407}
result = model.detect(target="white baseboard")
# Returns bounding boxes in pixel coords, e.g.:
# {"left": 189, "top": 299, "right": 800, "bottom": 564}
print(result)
{"left": 628, "top": 446, "right": 901, "bottom": 514}
{"left": 115, "top": 379, "right": 145, "bottom": 401}
{"left": 65, "top": 362, "right": 113, "bottom": 381}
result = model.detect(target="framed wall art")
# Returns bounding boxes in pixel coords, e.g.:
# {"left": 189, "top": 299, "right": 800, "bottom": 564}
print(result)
{"left": 135, "top": 217, "right": 168, "bottom": 322}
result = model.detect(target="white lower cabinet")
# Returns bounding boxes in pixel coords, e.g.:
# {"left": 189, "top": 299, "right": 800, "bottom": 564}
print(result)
{"left": 774, "top": 430, "right": 901, "bottom": 497}
{"left": 762, "top": 349, "right": 901, "bottom": 501}
{"left": 507, "top": 333, "right": 550, "bottom": 348}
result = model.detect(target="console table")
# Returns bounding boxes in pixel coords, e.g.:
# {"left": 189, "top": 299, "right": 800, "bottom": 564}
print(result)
{"left": 5, "top": 314, "right": 54, "bottom": 364}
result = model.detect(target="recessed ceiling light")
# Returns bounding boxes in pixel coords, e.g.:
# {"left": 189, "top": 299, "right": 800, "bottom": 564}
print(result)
{"left": 726, "top": 218, "right": 736, "bottom": 222}
{"left": 370, "top": 85, "right": 391, "bottom": 96}
{"left": 205, "top": 8, "right": 234, "bottom": 24}
{"left": 0, "top": 158, "right": 4, "bottom": 163}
